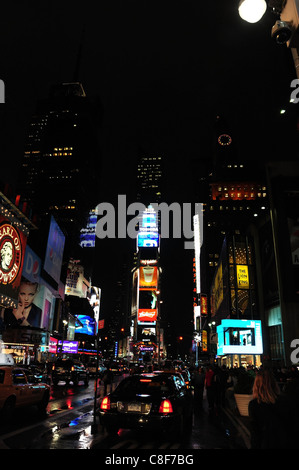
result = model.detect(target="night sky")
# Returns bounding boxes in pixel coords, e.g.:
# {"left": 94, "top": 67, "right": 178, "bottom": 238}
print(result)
{"left": 1, "top": 1, "right": 298, "bottom": 351}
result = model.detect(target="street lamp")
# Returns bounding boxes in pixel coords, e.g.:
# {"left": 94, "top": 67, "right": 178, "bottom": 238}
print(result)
{"left": 238, "top": 0, "right": 267, "bottom": 23}
{"left": 239, "top": 0, "right": 299, "bottom": 79}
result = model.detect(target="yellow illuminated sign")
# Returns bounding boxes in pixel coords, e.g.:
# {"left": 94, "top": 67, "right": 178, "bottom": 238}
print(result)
{"left": 236, "top": 265, "right": 249, "bottom": 289}
{"left": 202, "top": 330, "right": 208, "bottom": 352}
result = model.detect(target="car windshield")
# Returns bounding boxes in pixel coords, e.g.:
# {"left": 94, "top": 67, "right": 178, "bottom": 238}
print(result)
{"left": 113, "top": 375, "right": 173, "bottom": 397}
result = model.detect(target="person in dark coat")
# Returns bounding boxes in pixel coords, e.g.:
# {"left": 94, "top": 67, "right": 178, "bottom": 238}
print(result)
{"left": 248, "top": 369, "right": 297, "bottom": 449}
{"left": 193, "top": 367, "right": 205, "bottom": 411}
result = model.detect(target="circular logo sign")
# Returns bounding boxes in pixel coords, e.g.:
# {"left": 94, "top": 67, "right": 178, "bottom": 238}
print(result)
{"left": 0, "top": 223, "right": 22, "bottom": 284}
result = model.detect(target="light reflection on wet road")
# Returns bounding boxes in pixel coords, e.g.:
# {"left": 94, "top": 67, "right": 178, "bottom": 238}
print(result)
{"left": 0, "top": 378, "right": 246, "bottom": 450}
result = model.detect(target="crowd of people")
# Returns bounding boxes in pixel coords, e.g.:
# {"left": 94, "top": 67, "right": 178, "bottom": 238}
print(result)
{"left": 190, "top": 363, "right": 299, "bottom": 449}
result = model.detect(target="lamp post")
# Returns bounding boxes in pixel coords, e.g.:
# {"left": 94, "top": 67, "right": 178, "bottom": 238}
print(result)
{"left": 91, "top": 328, "right": 101, "bottom": 434}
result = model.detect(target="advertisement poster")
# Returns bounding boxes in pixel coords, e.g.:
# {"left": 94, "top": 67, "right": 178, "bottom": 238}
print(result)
{"left": 3, "top": 277, "right": 42, "bottom": 328}
{"left": 2, "top": 278, "right": 55, "bottom": 330}
{"left": 139, "top": 266, "right": 158, "bottom": 289}
{"left": 236, "top": 265, "right": 249, "bottom": 289}
{"left": 65, "top": 262, "right": 89, "bottom": 298}
{"left": 0, "top": 214, "right": 27, "bottom": 305}
{"left": 41, "top": 285, "right": 55, "bottom": 330}
{"left": 138, "top": 308, "right": 157, "bottom": 322}
{"left": 44, "top": 216, "right": 65, "bottom": 284}
{"left": 22, "top": 245, "right": 41, "bottom": 283}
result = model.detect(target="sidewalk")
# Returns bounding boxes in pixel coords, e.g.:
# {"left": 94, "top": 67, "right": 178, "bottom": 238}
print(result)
{"left": 222, "top": 405, "right": 251, "bottom": 449}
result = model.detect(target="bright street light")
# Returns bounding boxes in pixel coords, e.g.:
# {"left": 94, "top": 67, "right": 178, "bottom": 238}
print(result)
{"left": 238, "top": 0, "right": 267, "bottom": 23}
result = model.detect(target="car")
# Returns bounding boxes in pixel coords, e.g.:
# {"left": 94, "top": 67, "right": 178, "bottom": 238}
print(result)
{"left": 23, "top": 364, "right": 51, "bottom": 385}
{"left": 51, "top": 359, "right": 89, "bottom": 386}
{"left": 98, "top": 372, "right": 193, "bottom": 439}
{"left": 87, "top": 361, "right": 106, "bottom": 377}
{"left": 0, "top": 364, "right": 50, "bottom": 420}
{"left": 180, "top": 369, "right": 192, "bottom": 390}
{"left": 152, "top": 369, "right": 193, "bottom": 395}
{"left": 129, "top": 362, "right": 146, "bottom": 374}
{"left": 107, "top": 361, "right": 125, "bottom": 375}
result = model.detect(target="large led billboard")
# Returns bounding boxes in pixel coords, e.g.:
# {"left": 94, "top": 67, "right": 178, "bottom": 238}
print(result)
{"left": 217, "top": 319, "right": 263, "bottom": 355}
{"left": 75, "top": 315, "right": 96, "bottom": 335}
{"left": 138, "top": 308, "right": 157, "bottom": 322}
{"left": 137, "top": 232, "right": 159, "bottom": 247}
{"left": 80, "top": 210, "right": 97, "bottom": 248}
{"left": 139, "top": 266, "right": 158, "bottom": 289}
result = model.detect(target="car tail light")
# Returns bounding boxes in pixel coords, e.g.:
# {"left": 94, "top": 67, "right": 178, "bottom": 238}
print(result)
{"left": 159, "top": 399, "right": 173, "bottom": 414}
{"left": 100, "top": 396, "right": 110, "bottom": 411}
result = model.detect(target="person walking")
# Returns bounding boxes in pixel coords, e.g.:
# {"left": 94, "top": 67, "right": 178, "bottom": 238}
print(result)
{"left": 248, "top": 369, "right": 297, "bottom": 449}
{"left": 193, "top": 367, "right": 205, "bottom": 411}
{"left": 102, "top": 368, "right": 113, "bottom": 395}
{"left": 205, "top": 365, "right": 215, "bottom": 412}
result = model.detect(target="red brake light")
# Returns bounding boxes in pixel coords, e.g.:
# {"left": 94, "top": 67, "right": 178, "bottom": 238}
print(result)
{"left": 159, "top": 399, "right": 173, "bottom": 414}
{"left": 100, "top": 396, "right": 110, "bottom": 411}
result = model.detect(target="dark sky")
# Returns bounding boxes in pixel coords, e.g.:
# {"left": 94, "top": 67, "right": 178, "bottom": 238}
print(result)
{"left": 1, "top": 1, "right": 298, "bottom": 348}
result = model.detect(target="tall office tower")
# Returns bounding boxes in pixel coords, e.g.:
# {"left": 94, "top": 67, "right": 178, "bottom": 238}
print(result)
{"left": 199, "top": 116, "right": 268, "bottom": 296}
{"left": 195, "top": 115, "right": 270, "bottom": 366}
{"left": 136, "top": 155, "right": 163, "bottom": 206}
{"left": 16, "top": 82, "right": 102, "bottom": 264}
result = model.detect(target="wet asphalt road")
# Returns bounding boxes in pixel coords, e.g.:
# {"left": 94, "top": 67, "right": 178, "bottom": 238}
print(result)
{"left": 0, "top": 377, "right": 247, "bottom": 450}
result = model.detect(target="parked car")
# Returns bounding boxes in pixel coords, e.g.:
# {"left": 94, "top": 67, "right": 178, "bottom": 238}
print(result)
{"left": 0, "top": 365, "right": 50, "bottom": 420}
{"left": 51, "top": 359, "right": 89, "bottom": 386}
{"left": 98, "top": 372, "right": 193, "bottom": 438}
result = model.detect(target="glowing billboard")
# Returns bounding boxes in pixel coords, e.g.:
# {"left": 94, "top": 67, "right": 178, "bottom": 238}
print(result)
{"left": 217, "top": 319, "right": 263, "bottom": 355}
{"left": 138, "top": 309, "right": 157, "bottom": 322}
{"left": 137, "top": 232, "right": 159, "bottom": 247}
{"left": 75, "top": 315, "right": 96, "bottom": 335}
{"left": 139, "top": 266, "right": 158, "bottom": 289}
{"left": 0, "top": 214, "right": 27, "bottom": 307}
{"left": 80, "top": 210, "right": 97, "bottom": 248}
{"left": 137, "top": 206, "right": 159, "bottom": 249}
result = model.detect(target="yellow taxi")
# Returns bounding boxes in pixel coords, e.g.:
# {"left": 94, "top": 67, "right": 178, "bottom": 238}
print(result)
{"left": 0, "top": 355, "right": 50, "bottom": 419}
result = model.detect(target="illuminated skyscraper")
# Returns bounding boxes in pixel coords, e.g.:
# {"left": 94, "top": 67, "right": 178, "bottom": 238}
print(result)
{"left": 17, "top": 82, "right": 102, "bottom": 256}
{"left": 136, "top": 155, "right": 163, "bottom": 206}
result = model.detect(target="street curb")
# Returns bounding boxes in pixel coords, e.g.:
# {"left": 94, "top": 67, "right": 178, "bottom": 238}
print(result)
{"left": 222, "top": 407, "right": 251, "bottom": 449}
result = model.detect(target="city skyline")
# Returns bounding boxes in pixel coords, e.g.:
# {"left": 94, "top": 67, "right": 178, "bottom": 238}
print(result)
{"left": 1, "top": 1, "right": 299, "bottom": 357}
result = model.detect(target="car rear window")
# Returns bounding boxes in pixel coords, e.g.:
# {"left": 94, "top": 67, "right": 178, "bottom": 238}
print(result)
{"left": 115, "top": 375, "right": 173, "bottom": 396}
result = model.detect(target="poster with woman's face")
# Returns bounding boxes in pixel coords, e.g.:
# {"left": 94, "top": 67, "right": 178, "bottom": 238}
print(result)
{"left": 12, "top": 278, "right": 43, "bottom": 328}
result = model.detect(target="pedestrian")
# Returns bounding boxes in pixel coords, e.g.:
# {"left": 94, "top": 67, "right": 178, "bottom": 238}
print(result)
{"left": 204, "top": 365, "right": 216, "bottom": 412}
{"left": 102, "top": 369, "right": 113, "bottom": 395}
{"left": 193, "top": 367, "right": 205, "bottom": 411}
{"left": 248, "top": 369, "right": 297, "bottom": 449}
